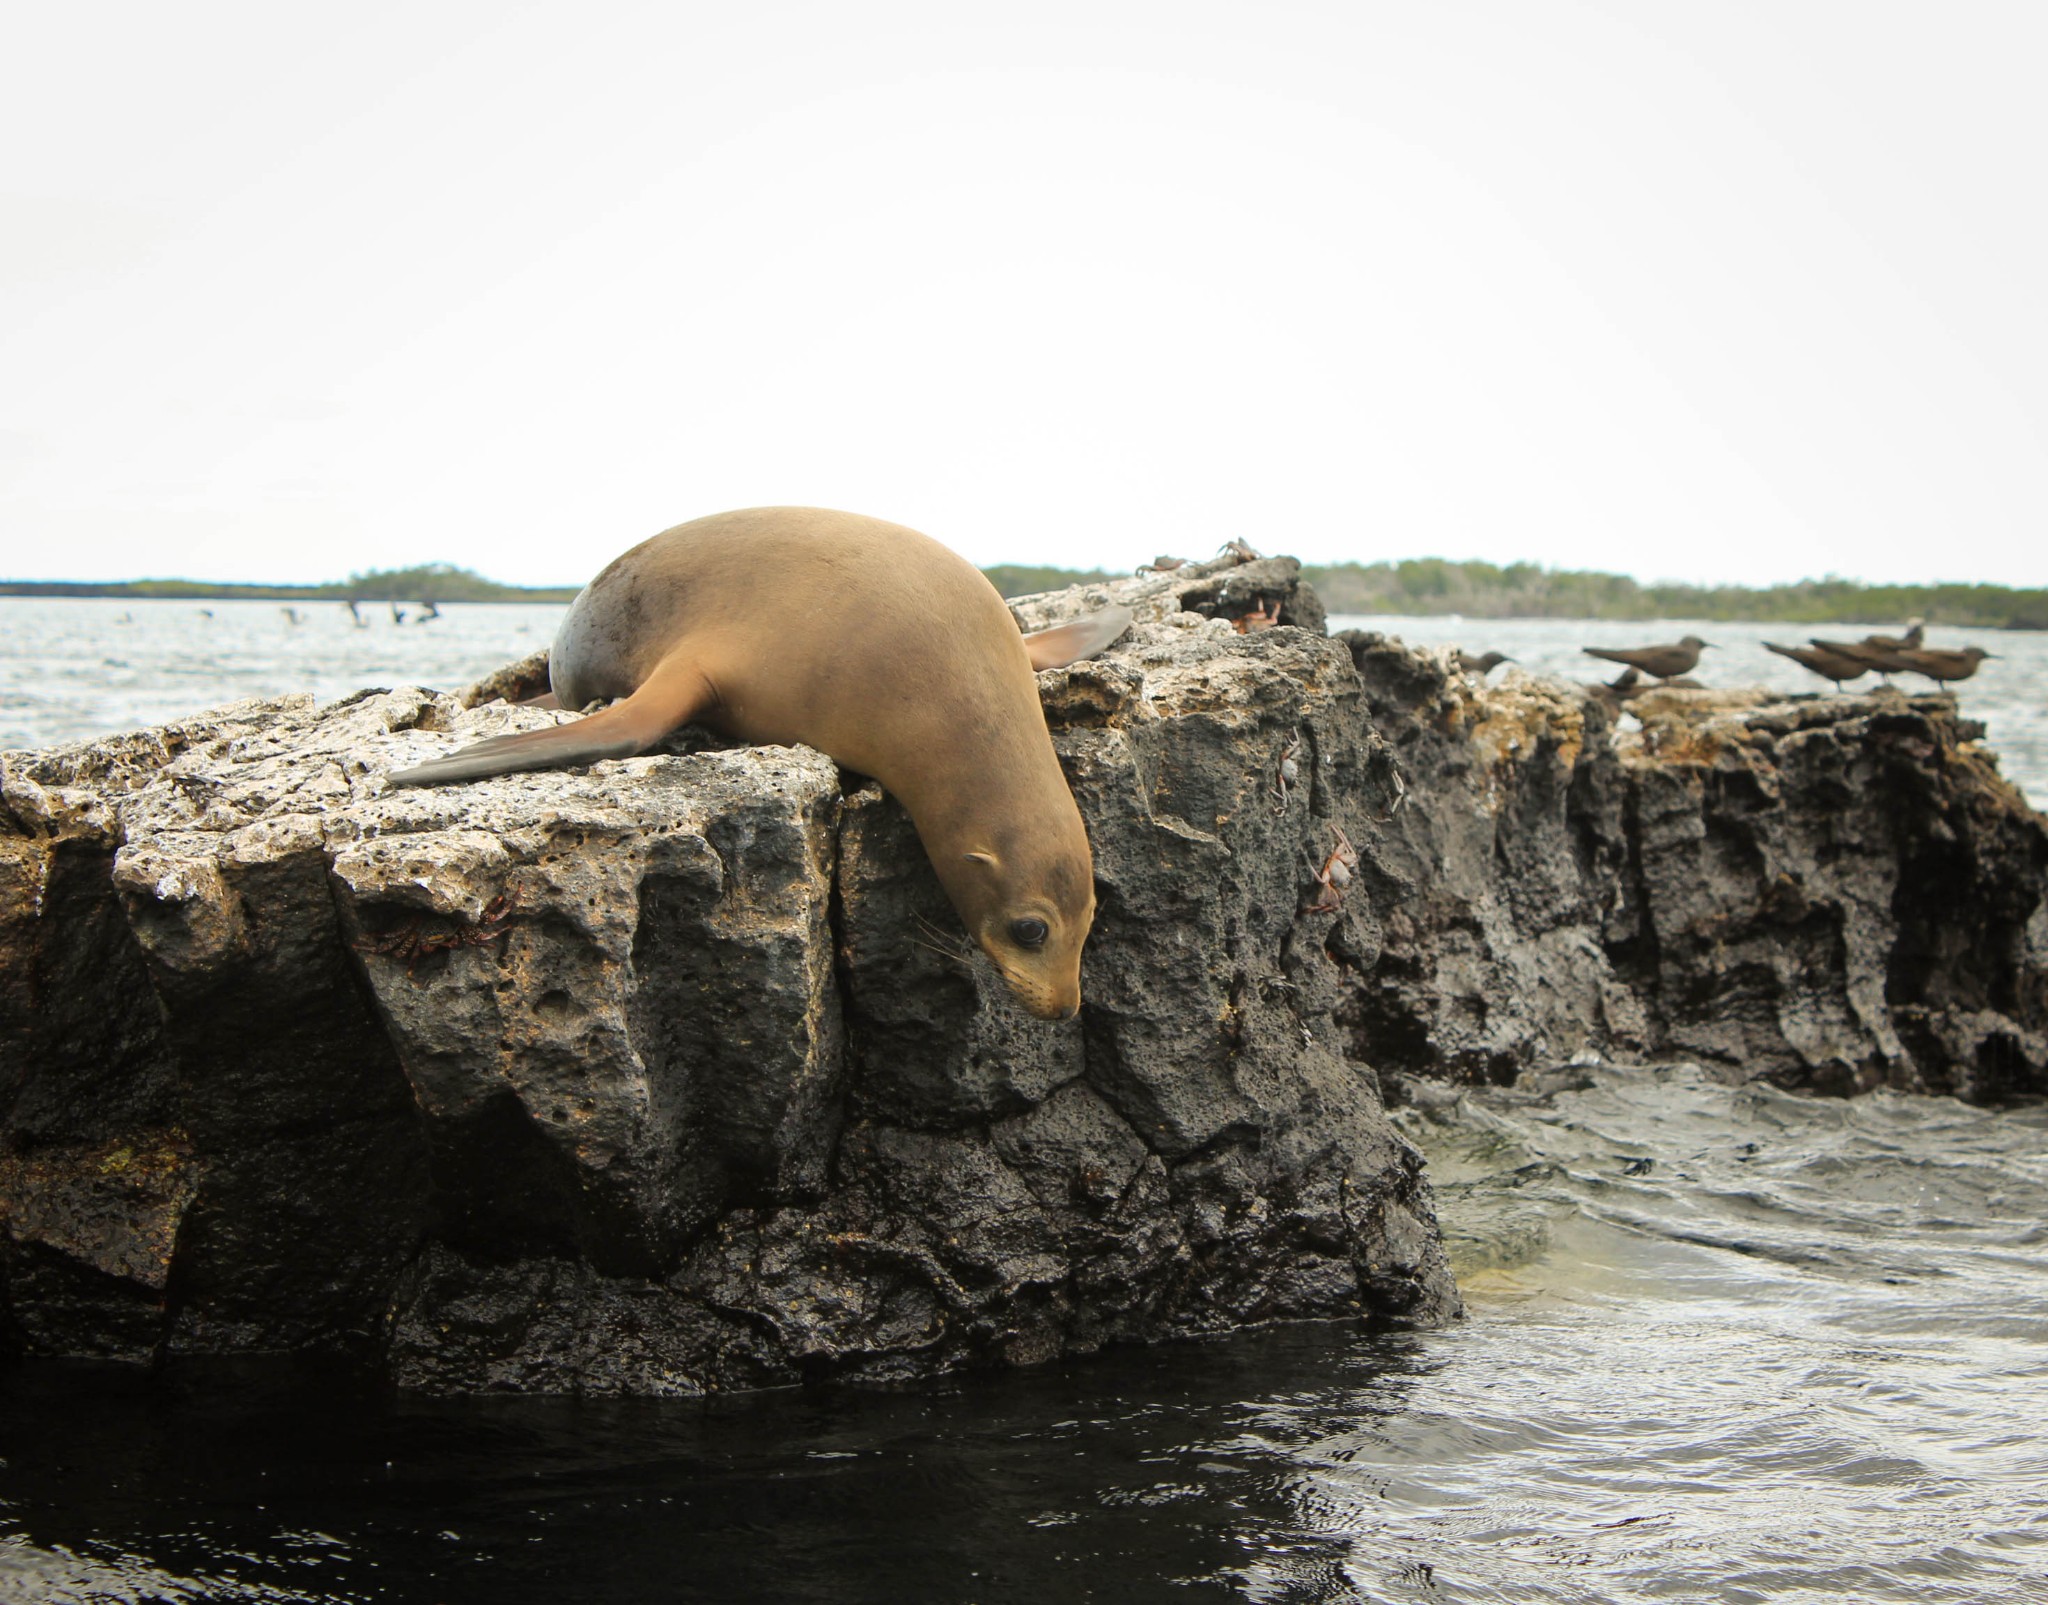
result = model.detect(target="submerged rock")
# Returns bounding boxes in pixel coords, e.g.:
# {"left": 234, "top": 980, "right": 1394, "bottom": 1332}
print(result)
{"left": 1, "top": 552, "right": 1455, "bottom": 1391}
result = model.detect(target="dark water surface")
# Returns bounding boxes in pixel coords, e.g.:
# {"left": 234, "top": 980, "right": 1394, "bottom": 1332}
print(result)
{"left": 6, "top": 604, "right": 2046, "bottom": 1598}
{"left": 6, "top": 1067, "right": 2045, "bottom": 1604}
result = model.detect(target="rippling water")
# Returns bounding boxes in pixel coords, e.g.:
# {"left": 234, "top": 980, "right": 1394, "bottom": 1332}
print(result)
{"left": 4, "top": 599, "right": 2042, "bottom": 810}
{"left": 5, "top": 1069, "right": 2044, "bottom": 1603}
{"left": 0, "top": 597, "right": 564, "bottom": 754}
{"left": 5, "top": 600, "right": 2046, "bottom": 1600}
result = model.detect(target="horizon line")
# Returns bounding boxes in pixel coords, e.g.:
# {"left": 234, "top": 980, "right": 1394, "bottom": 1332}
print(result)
{"left": 3, "top": 562, "right": 2045, "bottom": 594}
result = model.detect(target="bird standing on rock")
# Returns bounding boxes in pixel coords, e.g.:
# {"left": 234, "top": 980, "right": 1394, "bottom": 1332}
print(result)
{"left": 1582, "top": 636, "right": 1712, "bottom": 680}
{"left": 1804, "top": 622, "right": 1925, "bottom": 683}
{"left": 1893, "top": 645, "right": 1995, "bottom": 686}
{"left": 1810, "top": 637, "right": 1917, "bottom": 681}
{"left": 1863, "top": 620, "right": 1925, "bottom": 653}
{"left": 1764, "top": 641, "right": 1870, "bottom": 691}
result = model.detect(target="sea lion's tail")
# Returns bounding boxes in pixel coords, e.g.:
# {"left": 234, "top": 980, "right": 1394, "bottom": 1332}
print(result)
{"left": 388, "top": 655, "right": 712, "bottom": 787}
{"left": 1021, "top": 605, "right": 1134, "bottom": 671}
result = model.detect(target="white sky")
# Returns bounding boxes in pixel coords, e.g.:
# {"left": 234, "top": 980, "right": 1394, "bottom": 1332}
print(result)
{"left": 4, "top": 1, "right": 2045, "bottom": 588}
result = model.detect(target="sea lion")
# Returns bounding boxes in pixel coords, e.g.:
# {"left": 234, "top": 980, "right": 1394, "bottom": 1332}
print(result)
{"left": 389, "top": 507, "right": 1134, "bottom": 1021}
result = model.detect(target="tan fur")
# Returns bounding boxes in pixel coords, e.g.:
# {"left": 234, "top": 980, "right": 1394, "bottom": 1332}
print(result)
{"left": 393, "top": 507, "right": 1113, "bottom": 1020}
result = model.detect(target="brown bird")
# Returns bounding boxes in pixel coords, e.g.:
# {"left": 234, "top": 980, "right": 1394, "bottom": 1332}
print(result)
{"left": 1764, "top": 641, "right": 1870, "bottom": 690}
{"left": 1582, "top": 635, "right": 1712, "bottom": 680}
{"left": 1892, "top": 645, "right": 1994, "bottom": 685}
{"left": 1455, "top": 649, "right": 1513, "bottom": 677}
{"left": 1809, "top": 637, "right": 1916, "bottom": 678}
{"left": 1862, "top": 620, "right": 1925, "bottom": 653}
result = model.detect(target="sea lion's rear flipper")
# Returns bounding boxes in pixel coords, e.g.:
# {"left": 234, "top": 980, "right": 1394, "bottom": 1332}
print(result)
{"left": 388, "top": 654, "right": 712, "bottom": 787}
{"left": 1022, "top": 605, "right": 1134, "bottom": 671}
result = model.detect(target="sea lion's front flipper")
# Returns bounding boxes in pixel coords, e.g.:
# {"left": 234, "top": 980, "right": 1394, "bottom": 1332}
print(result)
{"left": 389, "top": 653, "right": 712, "bottom": 787}
{"left": 1022, "top": 605, "right": 1134, "bottom": 671}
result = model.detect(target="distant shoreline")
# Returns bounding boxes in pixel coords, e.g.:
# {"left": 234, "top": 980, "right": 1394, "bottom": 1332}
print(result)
{"left": 0, "top": 579, "right": 581, "bottom": 604}
{"left": 5, "top": 557, "right": 2046, "bottom": 628}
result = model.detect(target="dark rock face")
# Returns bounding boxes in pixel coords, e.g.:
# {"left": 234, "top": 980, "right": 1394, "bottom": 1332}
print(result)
{"left": 1338, "top": 632, "right": 2048, "bottom": 1104}
{"left": 1, "top": 554, "right": 1456, "bottom": 1393}
{"left": 7, "top": 560, "right": 2042, "bottom": 1394}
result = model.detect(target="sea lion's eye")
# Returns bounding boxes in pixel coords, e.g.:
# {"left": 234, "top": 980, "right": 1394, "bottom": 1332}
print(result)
{"left": 1010, "top": 916, "right": 1050, "bottom": 948}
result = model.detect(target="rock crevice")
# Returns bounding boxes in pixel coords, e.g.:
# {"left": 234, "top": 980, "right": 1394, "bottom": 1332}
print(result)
{"left": 1339, "top": 633, "right": 2048, "bottom": 1104}
{"left": 6, "top": 562, "right": 2043, "bottom": 1393}
{"left": 3, "top": 555, "right": 1457, "bottom": 1392}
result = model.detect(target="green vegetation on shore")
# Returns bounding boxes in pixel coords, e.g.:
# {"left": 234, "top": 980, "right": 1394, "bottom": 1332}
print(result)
{"left": 988, "top": 558, "right": 2048, "bottom": 628}
{"left": 981, "top": 563, "right": 1117, "bottom": 598}
{"left": 0, "top": 563, "right": 578, "bottom": 603}
{"left": 1296, "top": 559, "right": 2048, "bottom": 629}
{"left": 7, "top": 557, "right": 2046, "bottom": 628}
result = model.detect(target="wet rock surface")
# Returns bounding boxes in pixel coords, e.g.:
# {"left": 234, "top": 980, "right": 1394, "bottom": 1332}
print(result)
{"left": 6, "top": 558, "right": 2042, "bottom": 1393}
{"left": 2, "top": 554, "right": 1455, "bottom": 1392}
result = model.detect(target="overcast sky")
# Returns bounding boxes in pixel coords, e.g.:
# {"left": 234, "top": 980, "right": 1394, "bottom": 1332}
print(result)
{"left": 4, "top": 2, "right": 2044, "bottom": 588}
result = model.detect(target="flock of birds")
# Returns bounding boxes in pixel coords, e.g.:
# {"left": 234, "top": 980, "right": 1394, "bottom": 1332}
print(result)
{"left": 168, "top": 601, "right": 445, "bottom": 626}
{"left": 271, "top": 600, "right": 443, "bottom": 626}
{"left": 1759, "top": 626, "right": 1993, "bottom": 689}
{"left": 1452, "top": 619, "right": 1997, "bottom": 696}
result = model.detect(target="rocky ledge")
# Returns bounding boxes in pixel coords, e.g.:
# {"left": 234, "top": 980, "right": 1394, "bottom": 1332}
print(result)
{"left": 0, "top": 553, "right": 1450, "bottom": 1392}
{"left": 4, "top": 555, "right": 2043, "bottom": 1394}
{"left": 1338, "top": 635, "right": 2047, "bottom": 1105}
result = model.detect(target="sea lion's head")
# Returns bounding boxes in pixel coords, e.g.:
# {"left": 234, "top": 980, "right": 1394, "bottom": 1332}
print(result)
{"left": 955, "top": 845, "right": 1095, "bottom": 1021}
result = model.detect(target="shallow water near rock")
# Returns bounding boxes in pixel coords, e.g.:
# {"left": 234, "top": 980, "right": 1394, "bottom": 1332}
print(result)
{"left": 5, "top": 1066, "right": 2043, "bottom": 1604}
{"left": 4, "top": 598, "right": 2045, "bottom": 810}
{"left": 6, "top": 598, "right": 2045, "bottom": 1598}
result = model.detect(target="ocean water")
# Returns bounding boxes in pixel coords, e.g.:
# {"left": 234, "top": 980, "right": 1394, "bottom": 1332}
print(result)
{"left": 0, "top": 597, "right": 564, "bottom": 755}
{"left": 3, "top": 600, "right": 2046, "bottom": 1602}
{"left": 3, "top": 599, "right": 2042, "bottom": 811}
{"left": 3, "top": 1067, "right": 2044, "bottom": 1603}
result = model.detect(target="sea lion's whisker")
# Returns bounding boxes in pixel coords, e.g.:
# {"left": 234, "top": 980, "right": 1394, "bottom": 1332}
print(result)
{"left": 909, "top": 934, "right": 975, "bottom": 969}
{"left": 914, "top": 912, "right": 971, "bottom": 951}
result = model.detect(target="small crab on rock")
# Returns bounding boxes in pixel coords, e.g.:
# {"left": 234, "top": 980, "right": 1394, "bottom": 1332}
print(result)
{"left": 354, "top": 892, "right": 520, "bottom": 976}
{"left": 1301, "top": 824, "right": 1360, "bottom": 915}
{"left": 1273, "top": 734, "right": 1303, "bottom": 811}
{"left": 1232, "top": 598, "right": 1282, "bottom": 634}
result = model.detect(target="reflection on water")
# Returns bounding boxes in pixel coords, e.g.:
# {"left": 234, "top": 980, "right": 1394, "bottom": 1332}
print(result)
{"left": 5, "top": 1068, "right": 2045, "bottom": 1603}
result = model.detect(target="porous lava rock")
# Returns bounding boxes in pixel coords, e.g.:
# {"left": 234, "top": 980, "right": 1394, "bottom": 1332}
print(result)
{"left": 1339, "top": 632, "right": 2048, "bottom": 1103}
{"left": 10, "top": 557, "right": 2042, "bottom": 1394}
{"left": 1, "top": 553, "right": 1456, "bottom": 1392}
